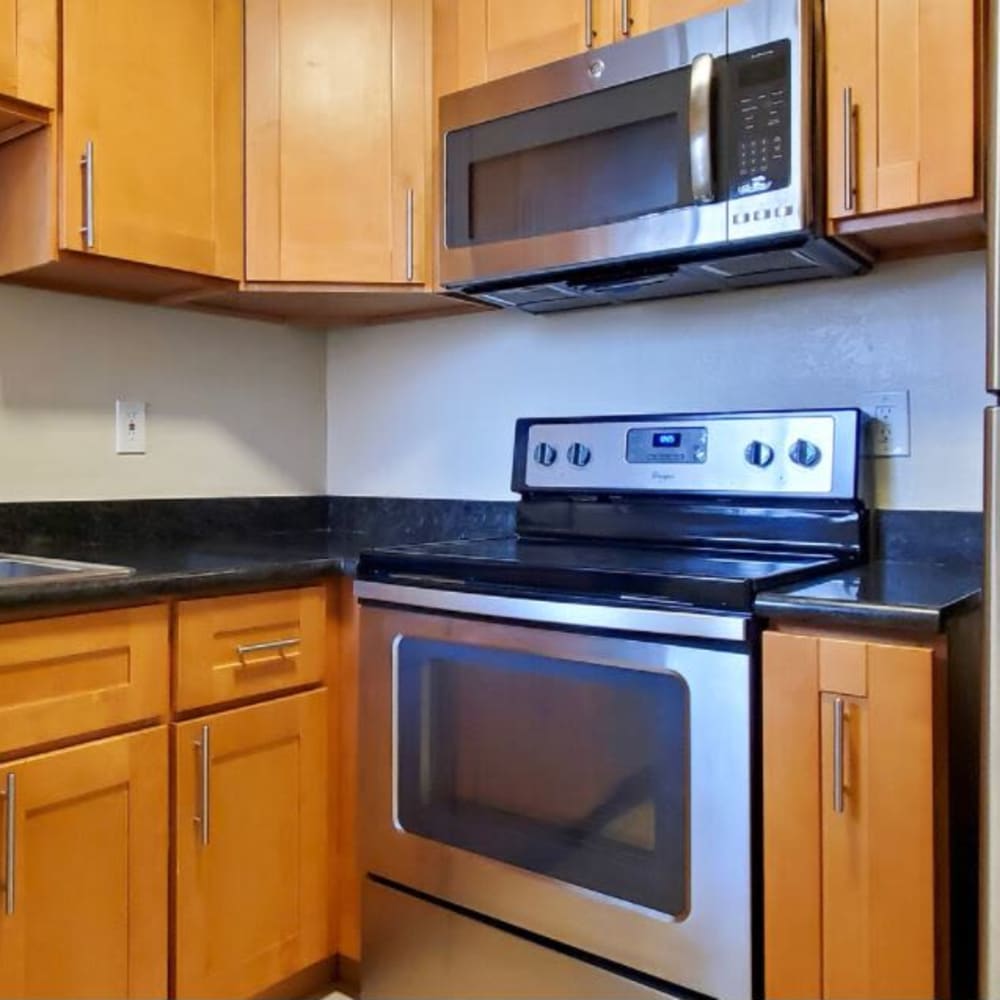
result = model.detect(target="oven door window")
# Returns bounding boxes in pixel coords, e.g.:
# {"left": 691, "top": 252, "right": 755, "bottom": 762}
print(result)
{"left": 395, "top": 637, "right": 690, "bottom": 917}
{"left": 444, "top": 68, "right": 700, "bottom": 249}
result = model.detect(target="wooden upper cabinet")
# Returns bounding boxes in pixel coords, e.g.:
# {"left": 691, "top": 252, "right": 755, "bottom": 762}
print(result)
{"left": 620, "top": 0, "right": 738, "bottom": 39}
{"left": 246, "top": 0, "right": 430, "bottom": 286}
{"left": 435, "top": 0, "right": 616, "bottom": 95}
{"left": 0, "top": 727, "right": 169, "bottom": 999}
{"left": 763, "top": 631, "right": 944, "bottom": 1000}
{"left": 173, "top": 690, "right": 328, "bottom": 999}
{"left": 60, "top": 0, "right": 242, "bottom": 278}
{"left": 0, "top": 0, "right": 57, "bottom": 108}
{"left": 827, "top": 0, "right": 977, "bottom": 225}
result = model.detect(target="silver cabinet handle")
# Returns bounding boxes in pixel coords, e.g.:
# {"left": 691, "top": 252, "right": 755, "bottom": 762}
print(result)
{"left": 620, "top": 0, "right": 631, "bottom": 36}
{"left": 405, "top": 188, "right": 415, "bottom": 282}
{"left": 584, "top": 0, "right": 595, "bottom": 48}
{"left": 689, "top": 53, "right": 715, "bottom": 205}
{"left": 235, "top": 637, "right": 301, "bottom": 661}
{"left": 833, "top": 697, "right": 846, "bottom": 813}
{"left": 843, "top": 88, "right": 857, "bottom": 213}
{"left": 80, "top": 140, "right": 95, "bottom": 249}
{"left": 194, "top": 726, "right": 211, "bottom": 846}
{"left": 2, "top": 773, "right": 14, "bottom": 916}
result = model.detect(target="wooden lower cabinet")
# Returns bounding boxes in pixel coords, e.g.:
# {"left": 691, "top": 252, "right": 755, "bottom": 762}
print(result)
{"left": 763, "top": 630, "right": 944, "bottom": 1000}
{"left": 173, "top": 688, "right": 329, "bottom": 999}
{"left": 0, "top": 726, "right": 169, "bottom": 999}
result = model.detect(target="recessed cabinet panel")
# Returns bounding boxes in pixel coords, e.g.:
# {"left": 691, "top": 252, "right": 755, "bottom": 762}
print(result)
{"left": 60, "top": 0, "right": 242, "bottom": 278}
{"left": 0, "top": 604, "right": 169, "bottom": 756}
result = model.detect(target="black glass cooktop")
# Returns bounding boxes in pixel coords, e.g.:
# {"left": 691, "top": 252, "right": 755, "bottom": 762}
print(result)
{"left": 357, "top": 536, "right": 850, "bottom": 613}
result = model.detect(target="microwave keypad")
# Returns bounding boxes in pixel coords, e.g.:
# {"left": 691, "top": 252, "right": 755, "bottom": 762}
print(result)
{"left": 728, "top": 42, "right": 792, "bottom": 200}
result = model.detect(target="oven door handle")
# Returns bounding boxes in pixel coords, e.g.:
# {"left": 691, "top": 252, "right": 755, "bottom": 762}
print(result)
{"left": 689, "top": 53, "right": 715, "bottom": 205}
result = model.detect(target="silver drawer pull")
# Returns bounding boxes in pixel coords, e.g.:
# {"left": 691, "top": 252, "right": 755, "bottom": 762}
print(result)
{"left": 80, "top": 140, "right": 95, "bottom": 249}
{"left": 3, "top": 773, "right": 14, "bottom": 915}
{"left": 236, "top": 637, "right": 301, "bottom": 659}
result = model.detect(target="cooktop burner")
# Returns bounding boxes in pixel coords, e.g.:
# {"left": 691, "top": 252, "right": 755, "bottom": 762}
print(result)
{"left": 359, "top": 536, "right": 849, "bottom": 613}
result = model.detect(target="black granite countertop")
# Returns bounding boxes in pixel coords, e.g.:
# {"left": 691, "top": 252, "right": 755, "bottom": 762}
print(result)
{"left": 0, "top": 500, "right": 984, "bottom": 634}
{"left": 755, "top": 559, "right": 983, "bottom": 634}
{"left": 0, "top": 530, "right": 371, "bottom": 613}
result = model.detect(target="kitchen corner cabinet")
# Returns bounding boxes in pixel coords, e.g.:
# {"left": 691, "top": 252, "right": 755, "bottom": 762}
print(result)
{"left": 0, "top": 727, "right": 169, "bottom": 999}
{"left": 763, "top": 630, "right": 945, "bottom": 1000}
{"left": 173, "top": 689, "right": 328, "bottom": 1000}
{"left": 246, "top": 0, "right": 430, "bottom": 287}
{"left": 0, "top": 0, "right": 242, "bottom": 298}
{"left": 826, "top": 0, "right": 982, "bottom": 252}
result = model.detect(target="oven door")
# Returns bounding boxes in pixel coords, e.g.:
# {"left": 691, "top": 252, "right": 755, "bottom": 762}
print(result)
{"left": 359, "top": 593, "right": 754, "bottom": 1000}
{"left": 438, "top": 12, "right": 729, "bottom": 287}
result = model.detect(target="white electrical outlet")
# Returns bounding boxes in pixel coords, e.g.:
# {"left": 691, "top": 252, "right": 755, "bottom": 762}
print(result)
{"left": 115, "top": 400, "right": 147, "bottom": 455}
{"left": 861, "top": 391, "right": 911, "bottom": 458}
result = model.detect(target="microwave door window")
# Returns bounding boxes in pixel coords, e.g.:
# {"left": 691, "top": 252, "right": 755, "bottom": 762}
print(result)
{"left": 395, "top": 638, "right": 690, "bottom": 917}
{"left": 445, "top": 70, "right": 699, "bottom": 249}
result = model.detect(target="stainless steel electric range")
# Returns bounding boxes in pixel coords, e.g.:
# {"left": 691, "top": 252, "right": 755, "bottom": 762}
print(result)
{"left": 355, "top": 409, "right": 865, "bottom": 1000}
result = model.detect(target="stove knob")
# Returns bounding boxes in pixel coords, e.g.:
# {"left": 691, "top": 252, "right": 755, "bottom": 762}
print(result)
{"left": 533, "top": 442, "right": 558, "bottom": 467}
{"left": 745, "top": 441, "right": 775, "bottom": 468}
{"left": 567, "top": 442, "right": 592, "bottom": 468}
{"left": 790, "top": 439, "right": 822, "bottom": 468}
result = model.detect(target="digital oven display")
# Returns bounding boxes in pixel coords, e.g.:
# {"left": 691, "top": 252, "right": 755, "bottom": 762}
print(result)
{"left": 653, "top": 432, "right": 682, "bottom": 448}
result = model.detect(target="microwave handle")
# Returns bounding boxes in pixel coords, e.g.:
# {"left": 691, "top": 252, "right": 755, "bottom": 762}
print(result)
{"left": 689, "top": 53, "right": 715, "bottom": 205}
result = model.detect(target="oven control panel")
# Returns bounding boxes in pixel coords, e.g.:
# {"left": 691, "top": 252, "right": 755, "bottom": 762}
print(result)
{"left": 515, "top": 410, "right": 860, "bottom": 499}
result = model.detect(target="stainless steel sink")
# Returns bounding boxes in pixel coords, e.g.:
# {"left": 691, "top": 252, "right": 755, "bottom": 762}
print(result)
{"left": 0, "top": 553, "right": 134, "bottom": 586}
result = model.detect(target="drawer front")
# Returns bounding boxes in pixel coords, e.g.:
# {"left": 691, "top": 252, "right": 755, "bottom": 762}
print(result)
{"left": 174, "top": 586, "right": 327, "bottom": 711}
{"left": 0, "top": 604, "right": 170, "bottom": 756}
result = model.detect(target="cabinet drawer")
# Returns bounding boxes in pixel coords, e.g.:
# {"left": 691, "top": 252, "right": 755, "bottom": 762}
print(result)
{"left": 174, "top": 586, "right": 327, "bottom": 711}
{"left": 0, "top": 604, "right": 170, "bottom": 757}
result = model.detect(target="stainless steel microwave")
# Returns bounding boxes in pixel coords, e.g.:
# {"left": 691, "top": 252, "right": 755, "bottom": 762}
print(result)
{"left": 439, "top": 0, "right": 868, "bottom": 313}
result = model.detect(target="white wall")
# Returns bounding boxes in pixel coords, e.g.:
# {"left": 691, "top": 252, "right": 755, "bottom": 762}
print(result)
{"left": 0, "top": 285, "right": 327, "bottom": 501}
{"left": 327, "top": 252, "right": 990, "bottom": 510}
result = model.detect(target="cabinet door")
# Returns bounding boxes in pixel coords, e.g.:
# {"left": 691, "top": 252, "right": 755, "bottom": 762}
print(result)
{"left": 0, "top": 0, "right": 56, "bottom": 107}
{"left": 827, "top": 0, "right": 976, "bottom": 222}
{"left": 247, "top": 0, "right": 427, "bottom": 285}
{"left": 60, "top": 0, "right": 242, "bottom": 278}
{"left": 763, "top": 632, "right": 941, "bottom": 1000}
{"left": 0, "top": 727, "right": 169, "bottom": 999}
{"left": 621, "top": 0, "right": 736, "bottom": 40}
{"left": 820, "top": 643, "right": 938, "bottom": 1000}
{"left": 435, "top": 0, "right": 615, "bottom": 94}
{"left": 173, "top": 689, "right": 328, "bottom": 999}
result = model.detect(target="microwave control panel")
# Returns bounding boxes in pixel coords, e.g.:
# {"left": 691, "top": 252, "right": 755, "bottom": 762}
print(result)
{"left": 728, "top": 41, "right": 792, "bottom": 200}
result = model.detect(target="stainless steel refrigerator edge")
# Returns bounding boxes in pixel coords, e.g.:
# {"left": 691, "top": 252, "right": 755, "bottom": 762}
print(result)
{"left": 986, "top": 0, "right": 1000, "bottom": 994}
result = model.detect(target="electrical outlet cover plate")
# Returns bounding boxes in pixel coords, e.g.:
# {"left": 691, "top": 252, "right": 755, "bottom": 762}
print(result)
{"left": 115, "top": 400, "right": 147, "bottom": 455}
{"left": 861, "top": 390, "right": 911, "bottom": 458}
